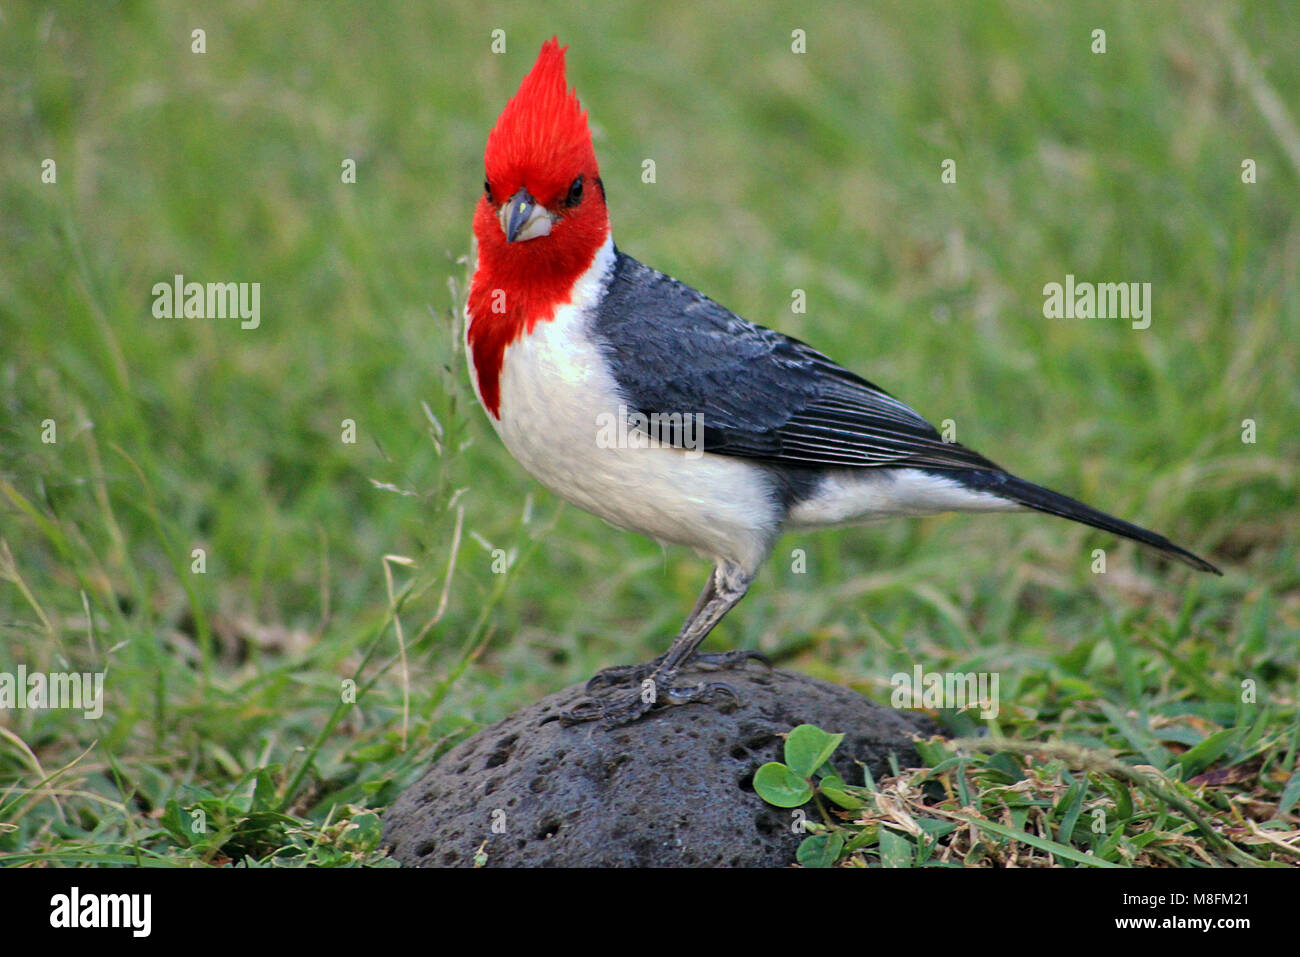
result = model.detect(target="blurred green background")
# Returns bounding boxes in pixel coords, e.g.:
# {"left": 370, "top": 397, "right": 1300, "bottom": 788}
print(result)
{"left": 1, "top": 1, "right": 1297, "bottom": 864}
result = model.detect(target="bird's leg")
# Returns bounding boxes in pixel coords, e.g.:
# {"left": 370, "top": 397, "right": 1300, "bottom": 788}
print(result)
{"left": 562, "top": 565, "right": 757, "bottom": 726}
{"left": 583, "top": 568, "right": 729, "bottom": 691}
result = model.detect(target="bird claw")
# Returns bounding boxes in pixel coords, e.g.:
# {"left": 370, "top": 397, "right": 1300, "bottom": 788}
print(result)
{"left": 584, "top": 654, "right": 666, "bottom": 692}
{"left": 662, "top": 679, "right": 741, "bottom": 707}
{"left": 583, "top": 648, "right": 769, "bottom": 692}
{"left": 561, "top": 668, "right": 743, "bottom": 728}
{"left": 685, "top": 649, "right": 772, "bottom": 674}
{"left": 559, "top": 690, "right": 656, "bottom": 728}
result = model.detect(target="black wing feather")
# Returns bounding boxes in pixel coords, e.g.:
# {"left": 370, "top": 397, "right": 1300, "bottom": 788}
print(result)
{"left": 592, "top": 250, "right": 1002, "bottom": 473}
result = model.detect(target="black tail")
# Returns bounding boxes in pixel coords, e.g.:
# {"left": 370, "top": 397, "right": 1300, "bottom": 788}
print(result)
{"left": 947, "top": 470, "right": 1222, "bottom": 574}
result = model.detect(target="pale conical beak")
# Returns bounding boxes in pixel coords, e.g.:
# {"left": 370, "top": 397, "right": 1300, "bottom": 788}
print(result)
{"left": 499, "top": 188, "right": 555, "bottom": 242}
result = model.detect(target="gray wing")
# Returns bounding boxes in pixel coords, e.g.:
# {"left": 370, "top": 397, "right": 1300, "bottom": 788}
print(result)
{"left": 591, "top": 250, "right": 1003, "bottom": 472}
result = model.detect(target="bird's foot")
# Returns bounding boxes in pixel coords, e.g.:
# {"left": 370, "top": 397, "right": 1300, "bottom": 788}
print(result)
{"left": 583, "top": 653, "right": 666, "bottom": 692}
{"left": 689, "top": 648, "right": 772, "bottom": 673}
{"left": 561, "top": 668, "right": 743, "bottom": 728}
{"left": 583, "top": 648, "right": 770, "bottom": 692}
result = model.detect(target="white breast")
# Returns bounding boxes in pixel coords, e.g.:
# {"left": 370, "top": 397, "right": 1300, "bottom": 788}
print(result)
{"left": 467, "top": 236, "right": 780, "bottom": 575}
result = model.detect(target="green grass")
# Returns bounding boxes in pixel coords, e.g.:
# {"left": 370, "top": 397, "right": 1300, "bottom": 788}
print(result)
{"left": 1, "top": 0, "right": 1297, "bottom": 866}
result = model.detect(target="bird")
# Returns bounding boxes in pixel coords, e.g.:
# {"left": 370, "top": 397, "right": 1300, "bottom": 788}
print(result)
{"left": 463, "top": 38, "right": 1222, "bottom": 727}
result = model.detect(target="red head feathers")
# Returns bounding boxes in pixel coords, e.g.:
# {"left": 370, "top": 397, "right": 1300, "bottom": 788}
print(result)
{"left": 468, "top": 38, "right": 611, "bottom": 418}
{"left": 484, "top": 37, "right": 598, "bottom": 209}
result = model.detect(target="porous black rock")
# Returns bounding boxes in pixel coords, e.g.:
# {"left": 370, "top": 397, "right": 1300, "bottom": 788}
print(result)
{"left": 382, "top": 667, "right": 936, "bottom": 868}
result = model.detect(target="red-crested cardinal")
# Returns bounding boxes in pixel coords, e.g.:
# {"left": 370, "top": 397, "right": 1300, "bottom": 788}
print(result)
{"left": 464, "top": 38, "right": 1221, "bottom": 726}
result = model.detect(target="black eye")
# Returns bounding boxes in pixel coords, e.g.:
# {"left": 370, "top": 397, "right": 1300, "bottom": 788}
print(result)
{"left": 565, "top": 175, "right": 583, "bottom": 207}
{"left": 484, "top": 178, "right": 492, "bottom": 200}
